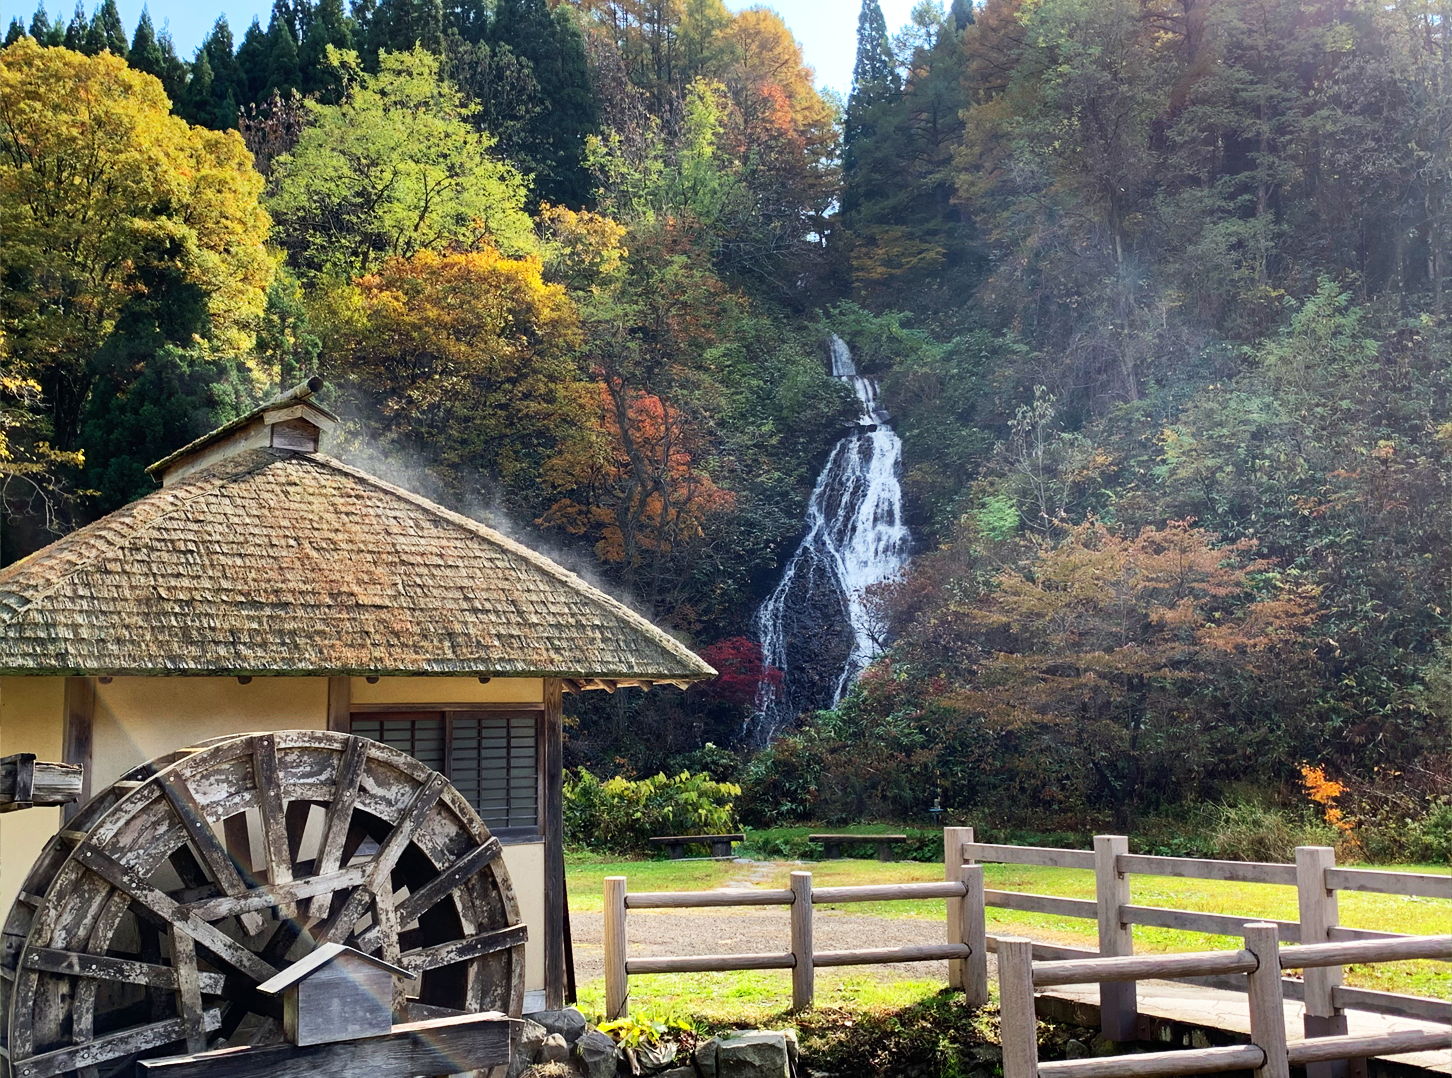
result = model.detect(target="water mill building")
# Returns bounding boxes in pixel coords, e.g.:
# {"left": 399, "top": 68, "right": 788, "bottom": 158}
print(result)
{"left": 0, "top": 379, "right": 715, "bottom": 1008}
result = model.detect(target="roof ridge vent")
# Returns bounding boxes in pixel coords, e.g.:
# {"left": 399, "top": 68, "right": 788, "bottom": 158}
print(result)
{"left": 147, "top": 377, "right": 339, "bottom": 487}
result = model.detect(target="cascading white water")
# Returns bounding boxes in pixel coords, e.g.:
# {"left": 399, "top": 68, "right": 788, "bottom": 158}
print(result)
{"left": 751, "top": 335, "right": 911, "bottom": 745}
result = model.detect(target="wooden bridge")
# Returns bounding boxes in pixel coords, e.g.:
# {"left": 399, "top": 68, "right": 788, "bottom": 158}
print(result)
{"left": 600, "top": 829, "right": 1451, "bottom": 1076}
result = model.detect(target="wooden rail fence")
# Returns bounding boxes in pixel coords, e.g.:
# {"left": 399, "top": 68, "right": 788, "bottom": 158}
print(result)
{"left": 602, "top": 828, "right": 1450, "bottom": 1073}
{"left": 998, "top": 928, "right": 1452, "bottom": 1078}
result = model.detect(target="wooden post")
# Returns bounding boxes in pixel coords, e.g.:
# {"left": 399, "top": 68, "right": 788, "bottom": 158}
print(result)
{"left": 603, "top": 876, "right": 629, "bottom": 1020}
{"left": 1244, "top": 922, "right": 1290, "bottom": 1078}
{"left": 1296, "top": 846, "right": 1360, "bottom": 1078}
{"left": 945, "top": 827, "right": 971, "bottom": 989}
{"left": 543, "top": 678, "right": 566, "bottom": 1010}
{"left": 326, "top": 675, "right": 351, "bottom": 733}
{"left": 62, "top": 676, "right": 95, "bottom": 822}
{"left": 997, "top": 937, "right": 1040, "bottom": 1078}
{"left": 1094, "top": 835, "right": 1137, "bottom": 1041}
{"left": 790, "top": 871, "right": 814, "bottom": 1011}
{"left": 962, "top": 863, "right": 988, "bottom": 1007}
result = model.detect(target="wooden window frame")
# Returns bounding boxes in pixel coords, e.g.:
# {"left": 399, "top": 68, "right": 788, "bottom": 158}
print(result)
{"left": 348, "top": 703, "right": 545, "bottom": 845}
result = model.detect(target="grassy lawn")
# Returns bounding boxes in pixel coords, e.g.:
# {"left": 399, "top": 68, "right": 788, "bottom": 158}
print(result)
{"left": 566, "top": 852, "right": 1451, "bottom": 999}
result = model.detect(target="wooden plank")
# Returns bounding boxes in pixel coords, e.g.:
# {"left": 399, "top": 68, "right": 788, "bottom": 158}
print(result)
{"left": 626, "top": 952, "right": 795, "bottom": 975}
{"left": 348, "top": 702, "right": 545, "bottom": 713}
{"left": 1037, "top": 1046, "right": 1267, "bottom": 1078}
{"left": 604, "top": 876, "right": 628, "bottom": 1019}
{"left": 1286, "top": 1030, "right": 1452, "bottom": 1065}
{"left": 790, "top": 871, "right": 813, "bottom": 1011}
{"left": 61, "top": 676, "right": 95, "bottom": 822}
{"left": 1244, "top": 923, "right": 1289, "bottom": 1078}
{"left": 394, "top": 838, "right": 502, "bottom": 925}
{"left": 12, "top": 1009, "right": 221, "bottom": 1078}
{"left": 136, "top": 1012, "right": 515, "bottom": 1078}
{"left": 997, "top": 937, "right": 1040, "bottom": 1078}
{"left": 1117, "top": 854, "right": 1298, "bottom": 886}
{"left": 966, "top": 842, "right": 1095, "bottom": 870}
{"left": 1095, "top": 835, "right": 1136, "bottom": 1041}
{"left": 0, "top": 753, "right": 36, "bottom": 809}
{"left": 72, "top": 845, "right": 276, "bottom": 983}
{"left": 1033, "top": 949, "right": 1258, "bottom": 987}
{"left": 170, "top": 932, "right": 207, "bottom": 1054}
{"left": 1279, "top": 935, "right": 1451, "bottom": 969}
{"left": 21, "top": 948, "right": 225, "bottom": 994}
{"left": 814, "top": 943, "right": 970, "bottom": 967}
{"left": 987, "top": 891, "right": 1098, "bottom": 919}
{"left": 543, "top": 680, "right": 566, "bottom": 1009}
{"left": 251, "top": 735, "right": 296, "bottom": 921}
{"left": 812, "top": 882, "right": 968, "bottom": 904}
{"left": 987, "top": 937, "right": 1100, "bottom": 961}
{"left": 185, "top": 864, "right": 370, "bottom": 921}
{"left": 326, "top": 675, "right": 351, "bottom": 733}
{"left": 648, "top": 834, "right": 745, "bottom": 844}
{"left": 1332, "top": 986, "right": 1452, "bottom": 1023}
{"left": 1327, "top": 927, "right": 1406, "bottom": 942}
{"left": 400, "top": 923, "right": 528, "bottom": 974}
{"left": 160, "top": 775, "right": 269, "bottom": 937}
{"left": 626, "top": 889, "right": 795, "bottom": 909}
{"left": 1324, "top": 868, "right": 1452, "bottom": 900}
{"left": 1121, "top": 905, "right": 1301, "bottom": 941}
{"left": 307, "top": 735, "right": 368, "bottom": 920}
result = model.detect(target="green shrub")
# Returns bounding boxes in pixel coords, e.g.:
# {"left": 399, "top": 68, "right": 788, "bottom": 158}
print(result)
{"left": 1404, "top": 799, "right": 1452, "bottom": 864}
{"left": 1208, "top": 800, "right": 1336, "bottom": 863}
{"left": 564, "top": 769, "right": 741, "bottom": 852}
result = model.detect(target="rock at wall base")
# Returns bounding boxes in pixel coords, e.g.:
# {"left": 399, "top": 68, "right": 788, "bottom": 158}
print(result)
{"left": 507, "top": 1019, "right": 550, "bottom": 1078}
{"left": 576, "top": 1027, "right": 621, "bottom": 1078}
{"left": 714, "top": 1031, "right": 791, "bottom": 1078}
{"left": 530, "top": 1008, "right": 590, "bottom": 1045}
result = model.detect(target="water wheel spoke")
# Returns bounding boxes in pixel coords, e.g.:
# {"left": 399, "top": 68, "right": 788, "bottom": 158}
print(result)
{"left": 183, "top": 863, "right": 369, "bottom": 923}
{"left": 307, "top": 736, "right": 368, "bottom": 920}
{"left": 21, "top": 947, "right": 225, "bottom": 995}
{"left": 168, "top": 933, "right": 206, "bottom": 1054}
{"left": 249, "top": 736, "right": 296, "bottom": 921}
{"left": 71, "top": 846, "right": 275, "bottom": 984}
{"left": 401, "top": 924, "right": 528, "bottom": 975}
{"left": 160, "top": 779, "right": 267, "bottom": 937}
{"left": 354, "top": 838, "right": 502, "bottom": 954}
{"left": 12, "top": 1010, "right": 221, "bottom": 1078}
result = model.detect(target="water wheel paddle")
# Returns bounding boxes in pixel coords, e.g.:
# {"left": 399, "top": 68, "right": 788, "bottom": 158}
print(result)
{"left": 1, "top": 731, "right": 525, "bottom": 1078}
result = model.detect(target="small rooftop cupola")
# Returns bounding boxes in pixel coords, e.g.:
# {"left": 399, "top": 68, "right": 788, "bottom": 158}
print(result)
{"left": 146, "top": 376, "right": 338, "bottom": 487}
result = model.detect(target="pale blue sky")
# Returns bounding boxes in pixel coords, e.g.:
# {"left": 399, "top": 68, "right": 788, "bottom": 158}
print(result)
{"left": 6, "top": 0, "right": 923, "bottom": 94}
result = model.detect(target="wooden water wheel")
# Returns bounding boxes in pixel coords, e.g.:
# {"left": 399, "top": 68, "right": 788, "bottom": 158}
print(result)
{"left": 1, "top": 731, "right": 525, "bottom": 1078}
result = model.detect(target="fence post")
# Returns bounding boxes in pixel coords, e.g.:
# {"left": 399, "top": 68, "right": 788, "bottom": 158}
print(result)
{"left": 997, "top": 937, "right": 1040, "bottom": 1078}
{"left": 945, "top": 826, "right": 975, "bottom": 992}
{"left": 962, "top": 863, "right": 988, "bottom": 1007}
{"left": 1094, "top": 835, "right": 1137, "bottom": 1041}
{"left": 790, "top": 870, "right": 814, "bottom": 1012}
{"left": 604, "top": 875, "right": 629, "bottom": 1020}
{"left": 1244, "top": 922, "right": 1290, "bottom": 1078}
{"left": 1296, "top": 846, "right": 1360, "bottom": 1078}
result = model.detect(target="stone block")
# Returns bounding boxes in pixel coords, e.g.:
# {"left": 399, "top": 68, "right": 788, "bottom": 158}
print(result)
{"left": 507, "top": 1019, "right": 549, "bottom": 1078}
{"left": 576, "top": 1027, "right": 621, "bottom": 1078}
{"left": 715, "top": 1031, "right": 790, "bottom": 1078}
{"left": 529, "top": 1007, "right": 589, "bottom": 1045}
{"left": 538, "top": 1032, "right": 572, "bottom": 1064}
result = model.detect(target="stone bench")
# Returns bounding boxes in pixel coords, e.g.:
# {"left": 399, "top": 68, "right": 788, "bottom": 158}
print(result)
{"left": 808, "top": 833, "right": 908, "bottom": 861}
{"left": 649, "top": 833, "right": 745, "bottom": 859}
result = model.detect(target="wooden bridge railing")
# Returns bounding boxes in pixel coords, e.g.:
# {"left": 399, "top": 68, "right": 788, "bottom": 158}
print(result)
{"left": 997, "top": 928, "right": 1452, "bottom": 1078}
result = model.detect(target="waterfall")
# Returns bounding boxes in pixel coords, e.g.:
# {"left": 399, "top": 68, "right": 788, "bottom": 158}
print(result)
{"left": 751, "top": 334, "right": 911, "bottom": 745}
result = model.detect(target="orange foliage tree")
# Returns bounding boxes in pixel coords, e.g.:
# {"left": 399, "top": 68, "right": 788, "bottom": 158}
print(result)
{"left": 939, "top": 520, "right": 1322, "bottom": 823}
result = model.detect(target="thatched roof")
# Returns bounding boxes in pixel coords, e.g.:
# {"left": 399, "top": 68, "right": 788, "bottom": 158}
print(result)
{"left": 0, "top": 448, "right": 714, "bottom": 686}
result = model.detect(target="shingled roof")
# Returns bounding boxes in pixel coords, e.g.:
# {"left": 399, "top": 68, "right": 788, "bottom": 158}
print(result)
{"left": 0, "top": 448, "right": 715, "bottom": 686}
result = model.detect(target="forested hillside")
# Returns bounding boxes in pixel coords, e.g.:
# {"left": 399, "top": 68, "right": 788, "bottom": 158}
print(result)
{"left": 2, "top": 0, "right": 1447, "bottom": 853}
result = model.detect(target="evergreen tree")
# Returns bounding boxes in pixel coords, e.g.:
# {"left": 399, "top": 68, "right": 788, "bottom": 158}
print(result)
{"left": 62, "top": 1, "right": 86, "bottom": 51}
{"left": 30, "top": 4, "right": 65, "bottom": 45}
{"left": 236, "top": 17, "right": 271, "bottom": 103}
{"left": 442, "top": 0, "right": 490, "bottom": 43}
{"left": 365, "top": 0, "right": 443, "bottom": 60}
{"left": 266, "top": 16, "right": 301, "bottom": 98}
{"left": 298, "top": 0, "right": 353, "bottom": 97}
{"left": 128, "top": 9, "right": 187, "bottom": 100}
{"left": 87, "top": 0, "right": 128, "bottom": 56}
{"left": 5, "top": 19, "right": 25, "bottom": 45}
{"left": 843, "top": 0, "right": 901, "bottom": 209}
{"left": 178, "top": 46, "right": 216, "bottom": 125}
{"left": 485, "top": 0, "right": 597, "bottom": 207}
{"left": 950, "top": 0, "right": 974, "bottom": 30}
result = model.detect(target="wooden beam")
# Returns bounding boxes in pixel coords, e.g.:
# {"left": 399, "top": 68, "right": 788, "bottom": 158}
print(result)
{"left": 62, "top": 676, "right": 95, "bottom": 822}
{"left": 327, "top": 676, "right": 351, "bottom": 732}
{"left": 135, "top": 1012, "right": 515, "bottom": 1078}
{"left": 543, "top": 678, "right": 565, "bottom": 1009}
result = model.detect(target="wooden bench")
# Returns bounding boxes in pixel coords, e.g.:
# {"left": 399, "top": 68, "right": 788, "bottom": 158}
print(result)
{"left": 649, "top": 833, "right": 744, "bottom": 859}
{"left": 809, "top": 833, "right": 908, "bottom": 861}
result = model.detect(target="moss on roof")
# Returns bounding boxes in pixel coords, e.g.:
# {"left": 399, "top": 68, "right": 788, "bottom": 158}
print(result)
{"left": 0, "top": 449, "right": 715, "bottom": 684}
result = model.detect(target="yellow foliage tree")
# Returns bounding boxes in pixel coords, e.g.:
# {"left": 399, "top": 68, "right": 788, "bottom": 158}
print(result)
{"left": 0, "top": 39, "right": 273, "bottom": 451}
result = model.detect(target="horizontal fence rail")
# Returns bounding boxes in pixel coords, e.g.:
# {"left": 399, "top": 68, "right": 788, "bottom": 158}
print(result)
{"left": 999, "top": 927, "right": 1452, "bottom": 1078}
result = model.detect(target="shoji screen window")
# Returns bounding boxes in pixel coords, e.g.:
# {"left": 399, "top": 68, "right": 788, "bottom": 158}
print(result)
{"left": 351, "top": 710, "right": 540, "bottom": 840}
